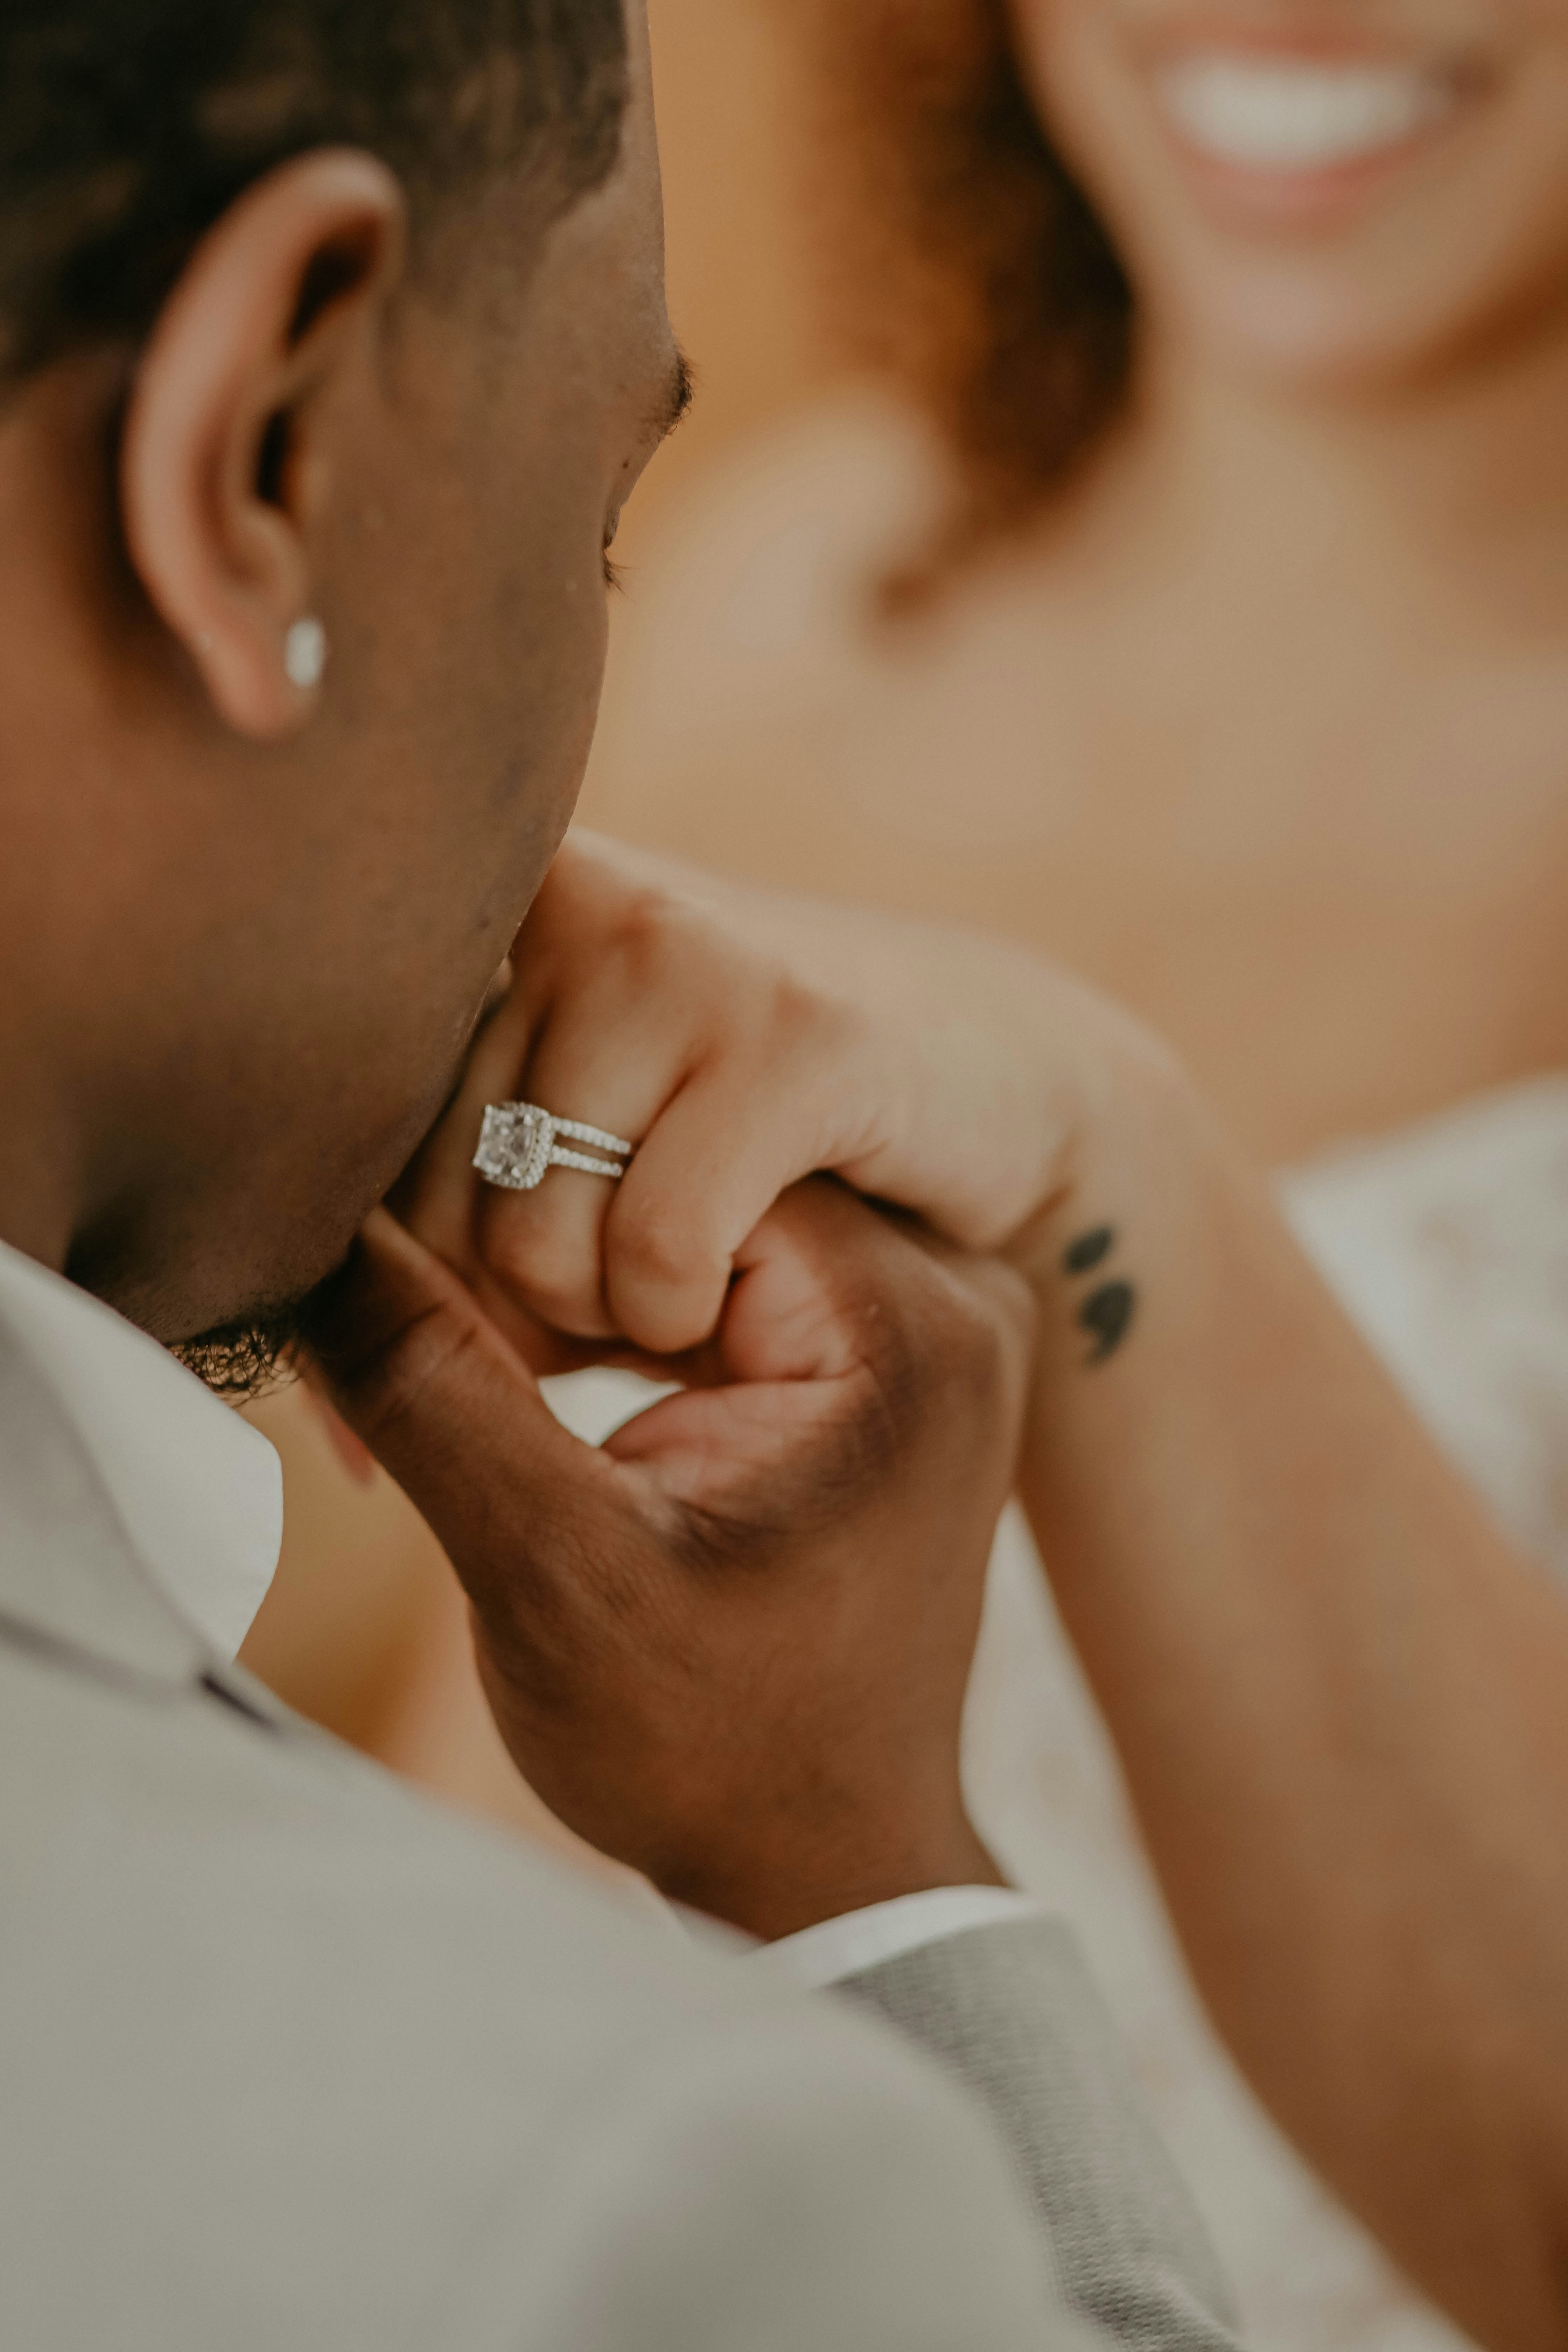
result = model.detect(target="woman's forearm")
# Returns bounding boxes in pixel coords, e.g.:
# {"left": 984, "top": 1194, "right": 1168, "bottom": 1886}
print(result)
{"left": 1012, "top": 1070, "right": 1568, "bottom": 2352}
{"left": 435, "top": 841, "right": 1568, "bottom": 2339}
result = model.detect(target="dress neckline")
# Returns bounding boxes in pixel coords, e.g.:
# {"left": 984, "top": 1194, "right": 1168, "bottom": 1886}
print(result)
{"left": 1283, "top": 1066, "right": 1568, "bottom": 1191}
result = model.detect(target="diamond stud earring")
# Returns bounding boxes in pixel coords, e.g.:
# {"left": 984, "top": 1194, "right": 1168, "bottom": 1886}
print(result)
{"left": 284, "top": 615, "right": 328, "bottom": 691}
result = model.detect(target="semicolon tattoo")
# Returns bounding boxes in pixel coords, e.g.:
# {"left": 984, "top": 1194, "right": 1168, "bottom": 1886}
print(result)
{"left": 1061, "top": 1227, "right": 1138, "bottom": 1367}
{"left": 1079, "top": 1280, "right": 1136, "bottom": 1366}
{"left": 1063, "top": 1225, "right": 1115, "bottom": 1276}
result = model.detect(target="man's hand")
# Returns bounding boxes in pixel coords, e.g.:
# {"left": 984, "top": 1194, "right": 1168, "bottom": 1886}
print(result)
{"left": 306, "top": 1180, "right": 1033, "bottom": 1940}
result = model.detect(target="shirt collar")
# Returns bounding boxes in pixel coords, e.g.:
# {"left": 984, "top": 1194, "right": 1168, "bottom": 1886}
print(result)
{"left": 0, "top": 1239, "right": 282, "bottom": 1661}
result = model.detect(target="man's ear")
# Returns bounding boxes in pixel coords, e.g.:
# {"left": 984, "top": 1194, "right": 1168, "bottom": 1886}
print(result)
{"left": 121, "top": 149, "right": 406, "bottom": 741}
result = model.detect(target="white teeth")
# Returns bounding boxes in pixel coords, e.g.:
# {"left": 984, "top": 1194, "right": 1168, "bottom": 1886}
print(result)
{"left": 1155, "top": 55, "right": 1456, "bottom": 171}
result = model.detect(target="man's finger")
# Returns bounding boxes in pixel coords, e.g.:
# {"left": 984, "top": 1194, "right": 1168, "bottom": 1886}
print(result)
{"left": 303, "top": 1208, "right": 636, "bottom": 1613}
{"left": 607, "top": 1184, "right": 1036, "bottom": 1524}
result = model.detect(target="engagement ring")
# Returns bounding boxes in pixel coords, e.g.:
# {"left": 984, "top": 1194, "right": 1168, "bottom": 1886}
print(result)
{"left": 474, "top": 1102, "right": 635, "bottom": 1192}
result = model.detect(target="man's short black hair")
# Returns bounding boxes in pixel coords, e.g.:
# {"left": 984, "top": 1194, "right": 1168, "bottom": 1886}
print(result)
{"left": 0, "top": 0, "right": 629, "bottom": 381}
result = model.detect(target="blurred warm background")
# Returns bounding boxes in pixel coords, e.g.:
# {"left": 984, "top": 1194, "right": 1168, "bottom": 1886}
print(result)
{"left": 583, "top": 0, "right": 829, "bottom": 574}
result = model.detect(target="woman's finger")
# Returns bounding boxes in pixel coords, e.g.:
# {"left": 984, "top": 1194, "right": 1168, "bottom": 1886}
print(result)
{"left": 470, "top": 965, "right": 715, "bottom": 1338}
{"left": 391, "top": 976, "right": 535, "bottom": 1275}
{"left": 600, "top": 1027, "right": 884, "bottom": 1356}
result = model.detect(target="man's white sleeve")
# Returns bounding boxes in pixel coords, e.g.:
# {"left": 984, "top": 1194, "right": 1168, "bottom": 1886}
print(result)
{"left": 759, "top": 1885, "right": 1049, "bottom": 1988}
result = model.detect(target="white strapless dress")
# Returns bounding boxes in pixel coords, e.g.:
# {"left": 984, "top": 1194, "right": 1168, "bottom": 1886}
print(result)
{"left": 549, "top": 1073, "right": 1568, "bottom": 2352}
{"left": 964, "top": 1072, "right": 1568, "bottom": 2352}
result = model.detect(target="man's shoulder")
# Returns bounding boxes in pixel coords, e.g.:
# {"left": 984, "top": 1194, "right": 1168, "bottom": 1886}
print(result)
{"left": 0, "top": 1639, "right": 778, "bottom": 2328}
{"left": 0, "top": 1632, "right": 1062, "bottom": 2350}
{"left": 0, "top": 1619, "right": 761, "bottom": 2050}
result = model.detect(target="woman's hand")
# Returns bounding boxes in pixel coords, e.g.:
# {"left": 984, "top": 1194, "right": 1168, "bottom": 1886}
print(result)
{"left": 397, "top": 831, "right": 1177, "bottom": 1356}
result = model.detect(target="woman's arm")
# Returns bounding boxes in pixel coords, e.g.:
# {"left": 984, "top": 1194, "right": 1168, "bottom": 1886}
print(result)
{"left": 417, "top": 834, "right": 1568, "bottom": 2346}
{"left": 1008, "top": 1066, "right": 1568, "bottom": 2352}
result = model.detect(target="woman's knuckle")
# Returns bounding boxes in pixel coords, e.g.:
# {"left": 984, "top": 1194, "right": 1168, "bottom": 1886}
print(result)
{"left": 484, "top": 1212, "right": 589, "bottom": 1304}
{"left": 614, "top": 1201, "right": 695, "bottom": 1294}
{"left": 762, "top": 971, "right": 864, "bottom": 1081}
{"left": 603, "top": 887, "right": 697, "bottom": 986}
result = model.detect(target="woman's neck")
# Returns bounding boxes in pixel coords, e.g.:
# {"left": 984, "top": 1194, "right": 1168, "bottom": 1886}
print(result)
{"left": 1113, "top": 307, "right": 1568, "bottom": 629}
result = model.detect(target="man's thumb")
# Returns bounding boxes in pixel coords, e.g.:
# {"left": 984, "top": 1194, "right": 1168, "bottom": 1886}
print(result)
{"left": 302, "top": 1207, "right": 609, "bottom": 1566}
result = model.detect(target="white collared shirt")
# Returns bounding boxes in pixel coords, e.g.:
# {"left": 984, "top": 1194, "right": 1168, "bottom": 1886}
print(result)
{"left": 0, "top": 1237, "right": 282, "bottom": 1659}
{"left": 0, "top": 1247, "right": 1041, "bottom": 1980}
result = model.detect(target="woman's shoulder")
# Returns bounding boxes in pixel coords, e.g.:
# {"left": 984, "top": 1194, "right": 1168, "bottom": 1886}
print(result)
{"left": 634, "top": 388, "right": 942, "bottom": 637}
{"left": 583, "top": 393, "right": 943, "bottom": 799}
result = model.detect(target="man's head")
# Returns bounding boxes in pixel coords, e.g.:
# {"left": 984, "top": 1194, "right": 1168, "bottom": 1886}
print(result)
{"left": 0, "top": 0, "right": 685, "bottom": 1358}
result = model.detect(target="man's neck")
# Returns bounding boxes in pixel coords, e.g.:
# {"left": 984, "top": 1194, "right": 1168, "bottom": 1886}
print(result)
{"left": 0, "top": 1056, "right": 84, "bottom": 1277}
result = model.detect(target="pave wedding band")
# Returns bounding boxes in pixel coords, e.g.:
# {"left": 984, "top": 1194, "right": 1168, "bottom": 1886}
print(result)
{"left": 473, "top": 1101, "right": 636, "bottom": 1192}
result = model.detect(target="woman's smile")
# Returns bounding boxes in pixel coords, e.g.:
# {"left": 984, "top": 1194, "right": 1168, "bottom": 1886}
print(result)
{"left": 1131, "top": 20, "right": 1497, "bottom": 228}
{"left": 1156, "top": 48, "right": 1470, "bottom": 188}
{"left": 1004, "top": 0, "right": 1568, "bottom": 378}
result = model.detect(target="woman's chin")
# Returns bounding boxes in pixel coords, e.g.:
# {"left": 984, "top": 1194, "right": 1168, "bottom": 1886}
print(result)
{"left": 1155, "top": 261, "right": 1498, "bottom": 394}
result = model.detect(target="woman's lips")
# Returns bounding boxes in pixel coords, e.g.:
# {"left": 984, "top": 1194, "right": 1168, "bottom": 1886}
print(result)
{"left": 1156, "top": 53, "right": 1457, "bottom": 170}
{"left": 1144, "top": 48, "right": 1479, "bottom": 220}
